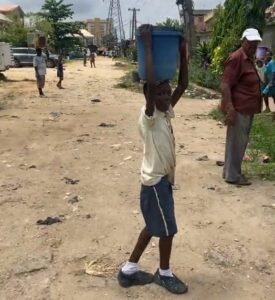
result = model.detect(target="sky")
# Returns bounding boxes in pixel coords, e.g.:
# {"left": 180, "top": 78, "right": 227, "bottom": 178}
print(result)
{"left": 0, "top": 0, "right": 225, "bottom": 38}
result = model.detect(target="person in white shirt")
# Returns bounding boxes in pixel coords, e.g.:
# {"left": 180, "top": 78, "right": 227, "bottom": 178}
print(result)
{"left": 118, "top": 25, "right": 189, "bottom": 295}
{"left": 33, "top": 48, "right": 47, "bottom": 97}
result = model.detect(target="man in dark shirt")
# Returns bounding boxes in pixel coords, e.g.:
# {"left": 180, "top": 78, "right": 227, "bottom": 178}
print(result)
{"left": 221, "top": 28, "right": 262, "bottom": 186}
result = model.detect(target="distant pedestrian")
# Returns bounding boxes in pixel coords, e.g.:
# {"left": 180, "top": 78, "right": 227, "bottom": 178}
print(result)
{"left": 262, "top": 52, "right": 275, "bottom": 112}
{"left": 221, "top": 28, "right": 262, "bottom": 186}
{"left": 33, "top": 48, "right": 47, "bottom": 97}
{"left": 83, "top": 48, "right": 87, "bottom": 66}
{"left": 56, "top": 54, "right": 64, "bottom": 89}
{"left": 90, "top": 52, "right": 96, "bottom": 68}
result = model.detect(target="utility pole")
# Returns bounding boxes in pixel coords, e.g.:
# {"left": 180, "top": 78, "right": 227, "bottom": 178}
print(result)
{"left": 176, "top": 0, "right": 195, "bottom": 56}
{"left": 128, "top": 8, "right": 140, "bottom": 41}
{"left": 129, "top": 19, "right": 132, "bottom": 40}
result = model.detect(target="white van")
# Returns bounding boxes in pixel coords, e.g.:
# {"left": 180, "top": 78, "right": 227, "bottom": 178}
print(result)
{"left": 0, "top": 42, "right": 14, "bottom": 72}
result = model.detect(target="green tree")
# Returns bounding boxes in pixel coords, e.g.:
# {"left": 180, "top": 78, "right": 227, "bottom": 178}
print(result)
{"left": 0, "top": 23, "right": 28, "bottom": 46}
{"left": 25, "top": 12, "right": 53, "bottom": 37}
{"left": 41, "top": 0, "right": 83, "bottom": 52}
{"left": 210, "top": 0, "right": 273, "bottom": 74}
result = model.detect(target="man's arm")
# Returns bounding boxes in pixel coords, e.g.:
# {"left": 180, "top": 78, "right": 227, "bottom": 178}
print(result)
{"left": 220, "top": 56, "right": 241, "bottom": 126}
{"left": 140, "top": 25, "right": 156, "bottom": 117}
{"left": 171, "top": 38, "right": 188, "bottom": 107}
{"left": 221, "top": 82, "right": 236, "bottom": 126}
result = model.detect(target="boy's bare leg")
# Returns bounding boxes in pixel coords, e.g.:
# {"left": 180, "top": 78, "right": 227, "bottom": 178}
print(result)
{"left": 118, "top": 227, "right": 154, "bottom": 288}
{"left": 129, "top": 227, "right": 152, "bottom": 263}
{"left": 159, "top": 236, "right": 173, "bottom": 270}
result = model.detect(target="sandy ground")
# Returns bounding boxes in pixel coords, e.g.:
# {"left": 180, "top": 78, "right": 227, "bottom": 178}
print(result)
{"left": 0, "top": 57, "right": 274, "bottom": 300}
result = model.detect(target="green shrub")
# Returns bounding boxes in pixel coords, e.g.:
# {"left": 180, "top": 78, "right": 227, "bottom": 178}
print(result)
{"left": 190, "top": 60, "right": 221, "bottom": 91}
{"left": 115, "top": 69, "right": 142, "bottom": 93}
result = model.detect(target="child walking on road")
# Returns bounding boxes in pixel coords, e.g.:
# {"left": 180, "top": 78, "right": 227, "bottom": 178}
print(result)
{"left": 90, "top": 52, "right": 96, "bottom": 68}
{"left": 57, "top": 54, "right": 64, "bottom": 89}
{"left": 117, "top": 25, "right": 189, "bottom": 295}
{"left": 33, "top": 48, "right": 47, "bottom": 97}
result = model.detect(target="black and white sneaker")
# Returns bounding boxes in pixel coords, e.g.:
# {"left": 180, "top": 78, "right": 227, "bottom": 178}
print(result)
{"left": 154, "top": 269, "right": 188, "bottom": 294}
{"left": 117, "top": 270, "right": 154, "bottom": 288}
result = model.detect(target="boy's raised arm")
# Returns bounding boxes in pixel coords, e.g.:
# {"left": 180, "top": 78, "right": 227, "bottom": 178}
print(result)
{"left": 140, "top": 24, "right": 156, "bottom": 116}
{"left": 171, "top": 38, "right": 188, "bottom": 107}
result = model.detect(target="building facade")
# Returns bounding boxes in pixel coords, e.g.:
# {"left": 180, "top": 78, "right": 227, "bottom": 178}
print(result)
{"left": 193, "top": 9, "right": 212, "bottom": 43}
{"left": 263, "top": 2, "right": 275, "bottom": 51}
{"left": 85, "top": 18, "right": 109, "bottom": 46}
{"left": 0, "top": 4, "right": 24, "bottom": 24}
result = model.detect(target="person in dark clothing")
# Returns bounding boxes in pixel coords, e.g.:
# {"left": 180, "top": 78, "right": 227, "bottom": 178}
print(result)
{"left": 83, "top": 48, "right": 87, "bottom": 66}
{"left": 221, "top": 28, "right": 262, "bottom": 186}
{"left": 57, "top": 54, "right": 64, "bottom": 89}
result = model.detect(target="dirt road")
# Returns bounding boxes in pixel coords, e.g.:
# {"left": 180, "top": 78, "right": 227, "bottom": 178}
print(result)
{"left": 0, "top": 58, "right": 274, "bottom": 300}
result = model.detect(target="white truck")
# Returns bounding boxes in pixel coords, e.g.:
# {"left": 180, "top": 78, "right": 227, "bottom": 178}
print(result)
{"left": 0, "top": 42, "right": 14, "bottom": 72}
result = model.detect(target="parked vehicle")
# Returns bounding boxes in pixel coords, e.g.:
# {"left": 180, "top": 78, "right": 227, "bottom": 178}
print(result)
{"left": 12, "top": 47, "right": 58, "bottom": 68}
{"left": 0, "top": 42, "right": 14, "bottom": 72}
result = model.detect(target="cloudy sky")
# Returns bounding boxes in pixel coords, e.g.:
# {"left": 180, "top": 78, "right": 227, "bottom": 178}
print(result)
{"left": 0, "top": 0, "right": 224, "bottom": 37}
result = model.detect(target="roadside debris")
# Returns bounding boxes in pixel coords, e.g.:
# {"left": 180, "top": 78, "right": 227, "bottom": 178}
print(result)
{"left": 63, "top": 177, "right": 80, "bottom": 185}
{"left": 98, "top": 123, "right": 115, "bottom": 128}
{"left": 262, "top": 156, "right": 271, "bottom": 164}
{"left": 197, "top": 155, "right": 209, "bottom": 161}
{"left": 68, "top": 195, "right": 79, "bottom": 204}
{"left": 216, "top": 161, "right": 225, "bottom": 167}
{"left": 85, "top": 258, "right": 117, "bottom": 277}
{"left": 37, "top": 217, "right": 62, "bottom": 225}
{"left": 262, "top": 204, "right": 275, "bottom": 209}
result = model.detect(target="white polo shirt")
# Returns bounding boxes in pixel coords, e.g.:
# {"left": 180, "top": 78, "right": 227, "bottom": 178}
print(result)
{"left": 138, "top": 105, "right": 176, "bottom": 186}
{"left": 33, "top": 56, "right": 47, "bottom": 76}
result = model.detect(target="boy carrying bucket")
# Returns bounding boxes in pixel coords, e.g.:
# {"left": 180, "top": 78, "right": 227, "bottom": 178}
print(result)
{"left": 117, "top": 25, "right": 189, "bottom": 294}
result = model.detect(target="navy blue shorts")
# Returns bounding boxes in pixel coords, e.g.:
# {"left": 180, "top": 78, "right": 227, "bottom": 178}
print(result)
{"left": 140, "top": 176, "right": 177, "bottom": 238}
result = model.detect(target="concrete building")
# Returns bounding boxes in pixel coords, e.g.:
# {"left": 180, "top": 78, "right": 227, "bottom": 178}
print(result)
{"left": 0, "top": 4, "right": 24, "bottom": 24}
{"left": 193, "top": 9, "right": 212, "bottom": 43}
{"left": 85, "top": 18, "right": 109, "bottom": 46}
{"left": 0, "top": 12, "right": 11, "bottom": 27}
{"left": 262, "top": 3, "right": 275, "bottom": 51}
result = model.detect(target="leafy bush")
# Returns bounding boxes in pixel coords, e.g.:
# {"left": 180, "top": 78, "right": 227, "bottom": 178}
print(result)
{"left": 115, "top": 68, "right": 142, "bottom": 93}
{"left": 189, "top": 60, "right": 221, "bottom": 91}
{"left": 126, "top": 44, "right": 137, "bottom": 62}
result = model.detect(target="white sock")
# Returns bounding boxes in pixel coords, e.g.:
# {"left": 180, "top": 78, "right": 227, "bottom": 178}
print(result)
{"left": 121, "top": 261, "right": 139, "bottom": 275}
{"left": 159, "top": 268, "right": 173, "bottom": 277}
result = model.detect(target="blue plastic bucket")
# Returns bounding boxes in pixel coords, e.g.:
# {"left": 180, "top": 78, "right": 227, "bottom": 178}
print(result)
{"left": 136, "top": 27, "right": 182, "bottom": 81}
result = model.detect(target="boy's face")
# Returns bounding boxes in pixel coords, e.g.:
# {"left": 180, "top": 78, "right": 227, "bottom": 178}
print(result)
{"left": 154, "top": 82, "right": 172, "bottom": 112}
